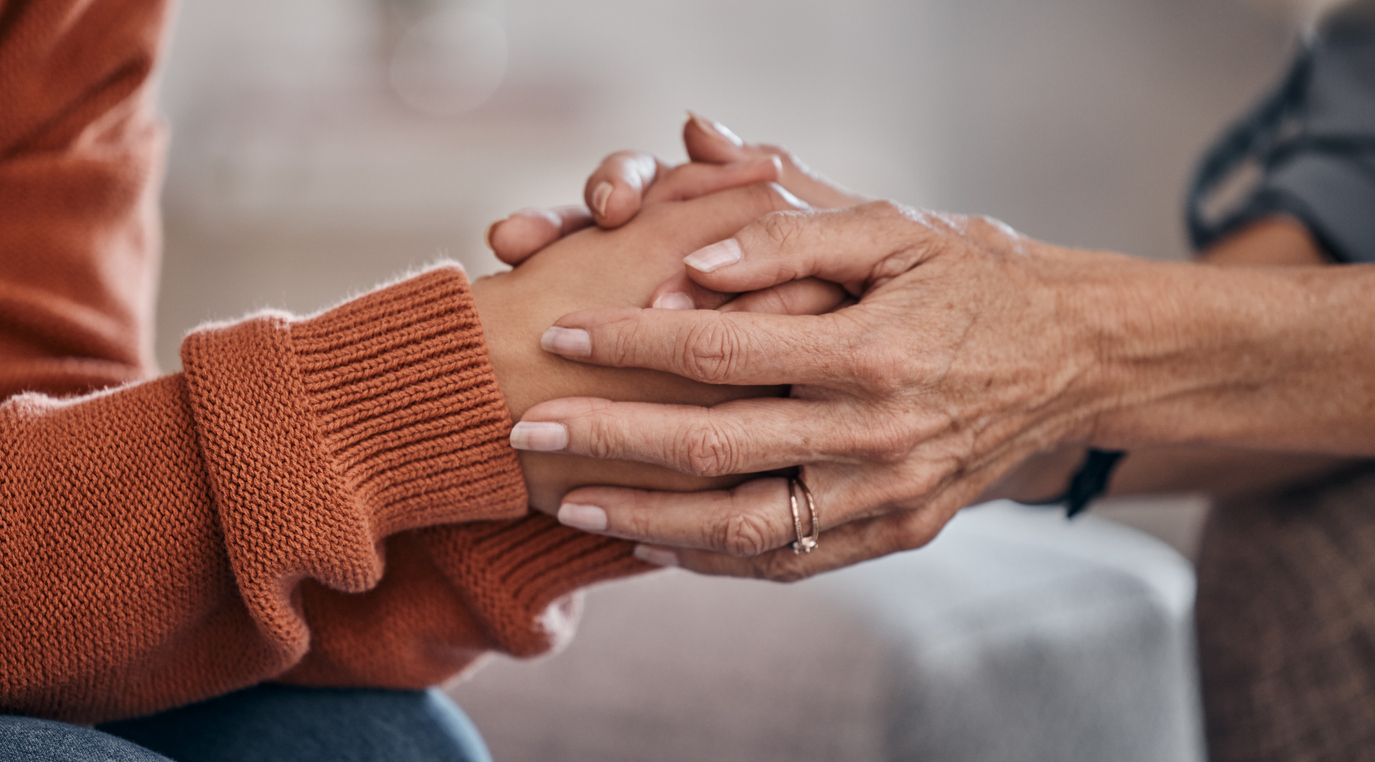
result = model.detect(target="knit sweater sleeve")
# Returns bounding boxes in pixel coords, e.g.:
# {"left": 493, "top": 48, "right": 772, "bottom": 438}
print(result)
{"left": 0, "top": 0, "right": 645, "bottom": 724}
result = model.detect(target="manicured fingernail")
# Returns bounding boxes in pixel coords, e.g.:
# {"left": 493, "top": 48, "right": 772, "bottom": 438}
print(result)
{"left": 688, "top": 111, "right": 744, "bottom": 147}
{"left": 652, "top": 292, "right": 695, "bottom": 310}
{"left": 509, "top": 421, "right": 568, "bottom": 451}
{"left": 592, "top": 182, "right": 613, "bottom": 218}
{"left": 558, "top": 503, "right": 608, "bottom": 532}
{"left": 634, "top": 544, "right": 680, "bottom": 567}
{"left": 683, "top": 239, "right": 741, "bottom": 273}
{"left": 540, "top": 327, "right": 591, "bottom": 358}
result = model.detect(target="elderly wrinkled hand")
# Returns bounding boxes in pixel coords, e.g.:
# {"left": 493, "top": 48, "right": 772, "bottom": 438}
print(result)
{"left": 511, "top": 201, "right": 1118, "bottom": 580}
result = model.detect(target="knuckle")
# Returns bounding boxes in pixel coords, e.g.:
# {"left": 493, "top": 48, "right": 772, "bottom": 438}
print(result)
{"left": 758, "top": 211, "right": 802, "bottom": 249}
{"left": 678, "top": 316, "right": 747, "bottom": 384}
{"left": 674, "top": 420, "right": 739, "bottom": 477}
{"left": 863, "top": 418, "right": 918, "bottom": 465}
{"left": 582, "top": 416, "right": 623, "bottom": 460}
{"left": 903, "top": 465, "right": 946, "bottom": 500}
{"left": 603, "top": 313, "right": 648, "bottom": 368}
{"left": 849, "top": 343, "right": 903, "bottom": 396}
{"left": 863, "top": 198, "right": 916, "bottom": 224}
{"left": 617, "top": 498, "right": 658, "bottom": 539}
{"left": 713, "top": 510, "right": 775, "bottom": 558}
{"left": 893, "top": 512, "right": 940, "bottom": 552}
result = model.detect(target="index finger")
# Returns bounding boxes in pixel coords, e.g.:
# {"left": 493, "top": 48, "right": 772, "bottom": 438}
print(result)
{"left": 540, "top": 307, "right": 857, "bottom": 388}
{"left": 681, "top": 201, "right": 948, "bottom": 296}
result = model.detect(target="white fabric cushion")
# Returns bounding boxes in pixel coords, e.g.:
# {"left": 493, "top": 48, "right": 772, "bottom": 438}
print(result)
{"left": 448, "top": 501, "right": 1204, "bottom": 762}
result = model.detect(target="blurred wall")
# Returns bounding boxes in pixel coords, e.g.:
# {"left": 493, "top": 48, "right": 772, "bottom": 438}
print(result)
{"left": 155, "top": 0, "right": 1298, "bottom": 368}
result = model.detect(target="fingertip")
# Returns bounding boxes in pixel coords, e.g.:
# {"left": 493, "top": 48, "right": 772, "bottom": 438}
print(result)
{"left": 685, "top": 111, "right": 746, "bottom": 163}
{"left": 649, "top": 272, "right": 733, "bottom": 311}
{"left": 587, "top": 151, "right": 659, "bottom": 228}
{"left": 598, "top": 184, "right": 643, "bottom": 229}
{"left": 633, "top": 544, "right": 681, "bottom": 568}
{"left": 484, "top": 218, "right": 501, "bottom": 251}
{"left": 683, "top": 239, "right": 743, "bottom": 274}
{"left": 686, "top": 111, "right": 744, "bottom": 147}
{"left": 651, "top": 292, "right": 695, "bottom": 310}
{"left": 489, "top": 209, "right": 560, "bottom": 264}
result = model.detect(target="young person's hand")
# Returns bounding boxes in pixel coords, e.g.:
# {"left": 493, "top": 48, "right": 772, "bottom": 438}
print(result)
{"left": 486, "top": 114, "right": 862, "bottom": 318}
{"left": 484, "top": 113, "right": 867, "bottom": 267}
{"left": 471, "top": 182, "right": 808, "bottom": 511}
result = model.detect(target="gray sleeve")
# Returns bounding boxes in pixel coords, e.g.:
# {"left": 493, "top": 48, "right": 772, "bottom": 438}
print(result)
{"left": 1188, "top": 0, "right": 1375, "bottom": 264}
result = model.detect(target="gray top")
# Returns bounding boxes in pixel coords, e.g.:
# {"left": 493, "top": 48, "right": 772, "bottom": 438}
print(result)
{"left": 1189, "top": 0, "right": 1375, "bottom": 264}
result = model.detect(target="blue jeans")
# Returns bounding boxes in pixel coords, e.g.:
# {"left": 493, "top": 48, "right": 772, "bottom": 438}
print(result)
{"left": 0, "top": 684, "right": 492, "bottom": 762}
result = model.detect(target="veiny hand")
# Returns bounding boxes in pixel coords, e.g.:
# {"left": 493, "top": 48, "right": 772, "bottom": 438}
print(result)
{"left": 512, "top": 202, "right": 1119, "bottom": 580}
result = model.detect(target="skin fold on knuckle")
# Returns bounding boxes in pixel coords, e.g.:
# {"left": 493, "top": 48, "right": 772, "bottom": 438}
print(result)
{"left": 756, "top": 209, "right": 806, "bottom": 251}
{"left": 711, "top": 507, "right": 776, "bottom": 558}
{"left": 847, "top": 341, "right": 908, "bottom": 398}
{"left": 892, "top": 508, "right": 945, "bottom": 553}
{"left": 676, "top": 315, "right": 747, "bottom": 384}
{"left": 859, "top": 413, "right": 919, "bottom": 466}
{"left": 598, "top": 312, "right": 653, "bottom": 368}
{"left": 672, "top": 417, "right": 741, "bottom": 477}
{"left": 614, "top": 493, "right": 662, "bottom": 540}
{"left": 581, "top": 414, "right": 628, "bottom": 460}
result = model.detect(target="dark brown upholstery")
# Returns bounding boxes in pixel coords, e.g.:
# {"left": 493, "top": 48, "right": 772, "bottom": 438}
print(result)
{"left": 1198, "top": 466, "right": 1375, "bottom": 761}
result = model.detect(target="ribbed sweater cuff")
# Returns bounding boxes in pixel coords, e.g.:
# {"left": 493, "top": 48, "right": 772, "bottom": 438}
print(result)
{"left": 444, "top": 515, "right": 654, "bottom": 657}
{"left": 287, "top": 264, "right": 528, "bottom": 536}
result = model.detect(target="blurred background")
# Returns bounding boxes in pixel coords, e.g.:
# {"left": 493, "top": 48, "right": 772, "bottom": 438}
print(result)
{"left": 155, "top": 0, "right": 1309, "bottom": 758}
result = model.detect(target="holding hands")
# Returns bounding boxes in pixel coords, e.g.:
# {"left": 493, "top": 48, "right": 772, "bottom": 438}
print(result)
{"left": 492, "top": 114, "right": 1102, "bottom": 581}
{"left": 492, "top": 114, "right": 1373, "bottom": 581}
{"left": 516, "top": 197, "right": 1110, "bottom": 581}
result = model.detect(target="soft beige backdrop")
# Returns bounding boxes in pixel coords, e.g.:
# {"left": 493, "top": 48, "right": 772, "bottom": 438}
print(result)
{"left": 156, "top": 0, "right": 1298, "bottom": 368}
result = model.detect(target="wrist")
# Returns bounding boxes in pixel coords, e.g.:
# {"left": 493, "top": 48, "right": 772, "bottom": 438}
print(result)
{"left": 1070, "top": 257, "right": 1330, "bottom": 451}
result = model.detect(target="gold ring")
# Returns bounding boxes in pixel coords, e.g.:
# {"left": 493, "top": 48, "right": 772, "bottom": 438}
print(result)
{"left": 788, "top": 477, "right": 820, "bottom": 554}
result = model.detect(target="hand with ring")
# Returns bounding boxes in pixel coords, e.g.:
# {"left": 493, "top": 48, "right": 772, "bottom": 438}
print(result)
{"left": 512, "top": 192, "right": 1375, "bottom": 580}
{"left": 506, "top": 117, "right": 1375, "bottom": 583}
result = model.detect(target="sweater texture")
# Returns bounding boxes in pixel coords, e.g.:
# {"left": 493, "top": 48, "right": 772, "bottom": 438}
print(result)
{"left": 0, "top": 0, "right": 644, "bottom": 724}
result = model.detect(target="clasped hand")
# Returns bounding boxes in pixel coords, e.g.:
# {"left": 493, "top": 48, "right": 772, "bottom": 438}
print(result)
{"left": 497, "top": 116, "right": 1109, "bottom": 581}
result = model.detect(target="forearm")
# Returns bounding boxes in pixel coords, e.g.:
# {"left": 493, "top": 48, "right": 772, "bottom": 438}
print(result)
{"left": 0, "top": 267, "right": 565, "bottom": 722}
{"left": 1074, "top": 258, "right": 1375, "bottom": 456}
{"left": 989, "top": 218, "right": 1364, "bottom": 503}
{"left": 988, "top": 444, "right": 1355, "bottom": 503}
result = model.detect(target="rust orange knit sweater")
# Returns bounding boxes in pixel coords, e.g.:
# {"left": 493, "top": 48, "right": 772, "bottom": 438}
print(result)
{"left": 0, "top": 0, "right": 643, "bottom": 724}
